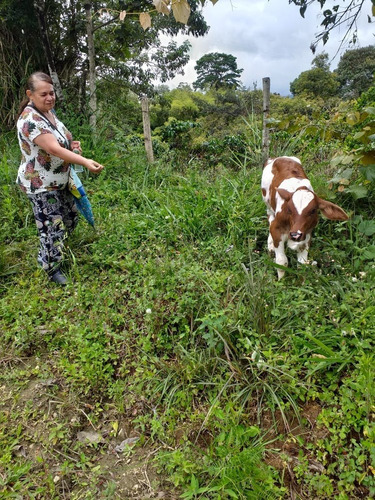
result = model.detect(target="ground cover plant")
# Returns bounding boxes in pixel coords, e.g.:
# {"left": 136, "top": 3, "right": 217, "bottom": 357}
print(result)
{"left": 1, "top": 98, "right": 375, "bottom": 499}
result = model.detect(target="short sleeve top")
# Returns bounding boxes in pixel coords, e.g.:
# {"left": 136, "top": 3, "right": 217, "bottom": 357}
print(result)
{"left": 16, "top": 105, "right": 73, "bottom": 194}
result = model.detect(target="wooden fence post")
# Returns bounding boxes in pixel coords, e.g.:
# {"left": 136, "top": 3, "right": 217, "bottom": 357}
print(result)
{"left": 262, "top": 77, "right": 271, "bottom": 167}
{"left": 141, "top": 96, "right": 154, "bottom": 163}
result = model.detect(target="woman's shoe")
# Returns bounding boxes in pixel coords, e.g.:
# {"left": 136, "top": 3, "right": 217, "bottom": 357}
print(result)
{"left": 49, "top": 269, "right": 68, "bottom": 285}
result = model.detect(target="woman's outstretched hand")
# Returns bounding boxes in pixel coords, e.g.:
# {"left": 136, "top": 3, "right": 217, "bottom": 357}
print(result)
{"left": 85, "top": 159, "right": 104, "bottom": 174}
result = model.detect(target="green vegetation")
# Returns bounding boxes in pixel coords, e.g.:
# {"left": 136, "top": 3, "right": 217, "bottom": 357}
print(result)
{"left": 1, "top": 80, "right": 375, "bottom": 497}
{"left": 1, "top": 0, "right": 374, "bottom": 495}
{"left": 290, "top": 47, "right": 375, "bottom": 99}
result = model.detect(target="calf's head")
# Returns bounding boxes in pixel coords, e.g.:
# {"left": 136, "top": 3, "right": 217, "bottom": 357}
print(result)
{"left": 277, "top": 187, "right": 348, "bottom": 242}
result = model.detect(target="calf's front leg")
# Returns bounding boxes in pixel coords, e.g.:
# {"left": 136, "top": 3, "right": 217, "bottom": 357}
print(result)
{"left": 274, "top": 240, "right": 288, "bottom": 280}
{"left": 269, "top": 226, "right": 288, "bottom": 279}
{"left": 297, "top": 247, "right": 309, "bottom": 264}
{"left": 293, "top": 234, "right": 311, "bottom": 265}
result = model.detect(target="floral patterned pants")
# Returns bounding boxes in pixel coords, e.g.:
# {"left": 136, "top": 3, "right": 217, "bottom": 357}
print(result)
{"left": 27, "top": 189, "right": 78, "bottom": 273}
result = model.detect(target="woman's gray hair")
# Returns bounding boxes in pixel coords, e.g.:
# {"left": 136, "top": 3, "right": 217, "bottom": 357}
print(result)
{"left": 18, "top": 72, "right": 54, "bottom": 117}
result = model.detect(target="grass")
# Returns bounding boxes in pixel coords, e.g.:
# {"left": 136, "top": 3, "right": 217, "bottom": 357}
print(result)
{"left": 1, "top": 134, "right": 374, "bottom": 498}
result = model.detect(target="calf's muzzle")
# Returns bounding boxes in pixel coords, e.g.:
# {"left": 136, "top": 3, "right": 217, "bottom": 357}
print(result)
{"left": 290, "top": 230, "right": 303, "bottom": 241}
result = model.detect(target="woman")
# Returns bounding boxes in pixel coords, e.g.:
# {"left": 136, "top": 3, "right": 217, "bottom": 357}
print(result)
{"left": 17, "top": 71, "right": 104, "bottom": 285}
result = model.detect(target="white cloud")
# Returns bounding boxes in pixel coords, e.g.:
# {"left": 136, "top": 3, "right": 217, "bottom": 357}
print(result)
{"left": 160, "top": 0, "right": 374, "bottom": 95}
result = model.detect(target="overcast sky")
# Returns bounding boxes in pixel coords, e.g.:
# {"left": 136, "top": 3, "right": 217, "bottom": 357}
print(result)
{"left": 162, "top": 0, "right": 374, "bottom": 95}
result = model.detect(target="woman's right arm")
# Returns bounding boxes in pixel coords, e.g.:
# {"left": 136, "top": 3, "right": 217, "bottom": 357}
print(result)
{"left": 33, "top": 133, "right": 104, "bottom": 174}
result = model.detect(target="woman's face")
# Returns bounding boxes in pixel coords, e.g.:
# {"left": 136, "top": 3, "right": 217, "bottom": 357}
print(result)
{"left": 27, "top": 80, "right": 55, "bottom": 113}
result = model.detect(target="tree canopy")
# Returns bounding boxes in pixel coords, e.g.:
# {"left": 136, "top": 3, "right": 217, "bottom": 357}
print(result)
{"left": 290, "top": 52, "right": 339, "bottom": 98}
{"left": 193, "top": 52, "right": 244, "bottom": 91}
{"left": 336, "top": 45, "right": 375, "bottom": 99}
{"left": 290, "top": 47, "right": 375, "bottom": 100}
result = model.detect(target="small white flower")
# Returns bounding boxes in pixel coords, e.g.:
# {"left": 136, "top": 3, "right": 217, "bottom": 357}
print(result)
{"left": 359, "top": 272, "right": 366, "bottom": 278}
{"left": 352, "top": 277, "right": 358, "bottom": 282}
{"left": 146, "top": 308, "right": 152, "bottom": 314}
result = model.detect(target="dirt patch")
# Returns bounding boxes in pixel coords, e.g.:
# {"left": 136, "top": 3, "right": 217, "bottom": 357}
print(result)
{"left": 260, "top": 401, "right": 329, "bottom": 498}
{"left": 0, "top": 354, "right": 179, "bottom": 499}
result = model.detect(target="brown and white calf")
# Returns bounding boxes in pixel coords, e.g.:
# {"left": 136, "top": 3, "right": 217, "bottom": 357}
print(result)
{"left": 261, "top": 156, "right": 348, "bottom": 279}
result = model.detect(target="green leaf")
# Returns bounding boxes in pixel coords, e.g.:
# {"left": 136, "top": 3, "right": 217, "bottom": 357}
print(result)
{"left": 345, "top": 185, "right": 368, "bottom": 199}
{"left": 330, "top": 155, "right": 354, "bottom": 168}
{"left": 359, "top": 164, "right": 375, "bottom": 181}
{"left": 357, "top": 220, "right": 375, "bottom": 236}
{"left": 347, "top": 112, "right": 360, "bottom": 125}
{"left": 329, "top": 167, "right": 353, "bottom": 183}
{"left": 362, "top": 246, "right": 375, "bottom": 260}
{"left": 191, "top": 474, "right": 199, "bottom": 489}
{"left": 225, "top": 489, "right": 239, "bottom": 498}
{"left": 304, "top": 332, "right": 336, "bottom": 357}
{"left": 353, "top": 131, "right": 366, "bottom": 141}
{"left": 247, "top": 425, "right": 260, "bottom": 437}
{"left": 360, "top": 151, "right": 375, "bottom": 165}
{"left": 305, "top": 125, "right": 318, "bottom": 135}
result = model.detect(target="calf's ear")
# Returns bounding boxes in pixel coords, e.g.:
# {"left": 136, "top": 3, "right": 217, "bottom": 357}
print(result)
{"left": 277, "top": 188, "right": 292, "bottom": 201}
{"left": 318, "top": 198, "right": 349, "bottom": 221}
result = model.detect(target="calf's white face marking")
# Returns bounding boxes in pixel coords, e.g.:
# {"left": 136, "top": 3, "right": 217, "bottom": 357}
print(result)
{"left": 278, "top": 178, "right": 313, "bottom": 196}
{"left": 292, "top": 190, "right": 314, "bottom": 215}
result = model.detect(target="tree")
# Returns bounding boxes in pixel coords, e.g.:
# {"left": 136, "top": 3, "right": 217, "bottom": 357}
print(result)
{"left": 311, "top": 52, "right": 331, "bottom": 71}
{"left": 0, "top": 0, "right": 49, "bottom": 127}
{"left": 289, "top": 0, "right": 375, "bottom": 53}
{"left": 193, "top": 52, "right": 243, "bottom": 91}
{"left": 92, "top": 0, "right": 208, "bottom": 96}
{"left": 290, "top": 52, "right": 339, "bottom": 98}
{"left": 33, "top": 0, "right": 64, "bottom": 101}
{"left": 0, "top": 0, "right": 210, "bottom": 130}
{"left": 336, "top": 45, "right": 375, "bottom": 99}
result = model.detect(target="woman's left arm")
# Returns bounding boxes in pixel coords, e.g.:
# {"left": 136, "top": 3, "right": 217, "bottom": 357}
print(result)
{"left": 34, "top": 133, "right": 104, "bottom": 174}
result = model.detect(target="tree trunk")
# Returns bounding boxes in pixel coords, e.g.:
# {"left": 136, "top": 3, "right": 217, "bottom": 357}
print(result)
{"left": 33, "top": 0, "right": 64, "bottom": 101}
{"left": 141, "top": 96, "right": 154, "bottom": 163}
{"left": 84, "top": 2, "right": 97, "bottom": 132}
{"left": 262, "top": 77, "right": 271, "bottom": 167}
{"left": 79, "top": 64, "right": 87, "bottom": 118}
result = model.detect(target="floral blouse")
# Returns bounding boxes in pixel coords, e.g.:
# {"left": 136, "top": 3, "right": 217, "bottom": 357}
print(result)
{"left": 16, "top": 105, "right": 73, "bottom": 194}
